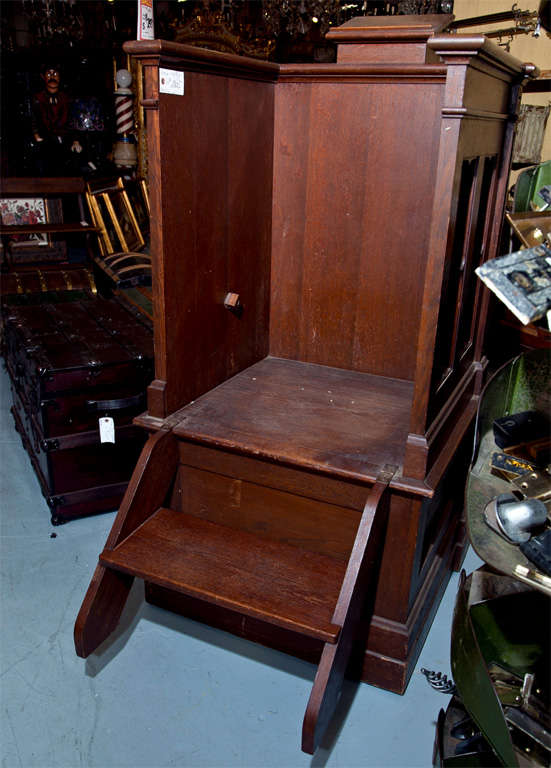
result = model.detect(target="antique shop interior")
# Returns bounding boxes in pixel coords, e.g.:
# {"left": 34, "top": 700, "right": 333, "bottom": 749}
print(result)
{"left": 1, "top": 1, "right": 550, "bottom": 766}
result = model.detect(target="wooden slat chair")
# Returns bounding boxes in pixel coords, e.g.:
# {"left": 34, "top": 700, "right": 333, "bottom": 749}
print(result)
{"left": 86, "top": 177, "right": 152, "bottom": 291}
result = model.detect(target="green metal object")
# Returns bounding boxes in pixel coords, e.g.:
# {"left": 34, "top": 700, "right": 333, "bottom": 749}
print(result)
{"left": 467, "top": 349, "right": 551, "bottom": 589}
{"left": 451, "top": 571, "right": 519, "bottom": 767}
{"left": 434, "top": 697, "right": 502, "bottom": 767}
{"left": 470, "top": 591, "right": 549, "bottom": 681}
{"left": 443, "top": 349, "right": 551, "bottom": 767}
{"left": 513, "top": 161, "right": 551, "bottom": 212}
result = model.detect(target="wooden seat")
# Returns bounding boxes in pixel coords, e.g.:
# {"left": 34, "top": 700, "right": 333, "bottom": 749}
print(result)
{"left": 170, "top": 356, "right": 413, "bottom": 482}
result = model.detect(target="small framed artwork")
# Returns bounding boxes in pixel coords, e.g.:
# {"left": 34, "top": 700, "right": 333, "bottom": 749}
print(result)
{"left": 0, "top": 197, "right": 66, "bottom": 262}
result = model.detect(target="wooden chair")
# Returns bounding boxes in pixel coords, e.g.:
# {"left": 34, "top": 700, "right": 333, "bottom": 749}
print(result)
{"left": 86, "top": 177, "right": 152, "bottom": 288}
{"left": 74, "top": 17, "right": 536, "bottom": 754}
{"left": 86, "top": 177, "right": 153, "bottom": 321}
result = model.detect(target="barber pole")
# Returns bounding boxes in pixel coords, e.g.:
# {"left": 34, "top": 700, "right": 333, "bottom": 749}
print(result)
{"left": 115, "top": 92, "right": 133, "bottom": 137}
{"left": 114, "top": 69, "right": 134, "bottom": 137}
{"left": 113, "top": 69, "right": 137, "bottom": 167}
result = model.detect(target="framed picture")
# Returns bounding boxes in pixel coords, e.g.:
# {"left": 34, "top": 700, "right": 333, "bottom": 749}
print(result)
{"left": 0, "top": 197, "right": 66, "bottom": 262}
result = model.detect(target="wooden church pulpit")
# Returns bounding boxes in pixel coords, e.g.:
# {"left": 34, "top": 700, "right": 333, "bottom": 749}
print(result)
{"left": 74, "top": 16, "right": 536, "bottom": 753}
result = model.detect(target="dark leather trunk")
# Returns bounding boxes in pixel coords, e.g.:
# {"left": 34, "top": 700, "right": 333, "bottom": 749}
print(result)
{"left": 3, "top": 296, "right": 153, "bottom": 523}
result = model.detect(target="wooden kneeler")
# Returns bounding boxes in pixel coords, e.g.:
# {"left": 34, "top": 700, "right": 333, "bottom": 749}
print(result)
{"left": 75, "top": 428, "right": 395, "bottom": 752}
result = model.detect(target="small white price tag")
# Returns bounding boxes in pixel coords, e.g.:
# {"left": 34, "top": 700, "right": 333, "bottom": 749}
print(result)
{"left": 160, "top": 68, "right": 184, "bottom": 96}
{"left": 99, "top": 417, "right": 115, "bottom": 444}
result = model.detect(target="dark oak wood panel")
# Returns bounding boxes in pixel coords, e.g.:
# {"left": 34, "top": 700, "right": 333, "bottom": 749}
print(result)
{"left": 149, "top": 71, "right": 273, "bottom": 417}
{"left": 173, "top": 463, "right": 361, "bottom": 560}
{"left": 101, "top": 507, "right": 345, "bottom": 644}
{"left": 176, "top": 442, "right": 377, "bottom": 507}
{"left": 173, "top": 357, "right": 414, "bottom": 481}
{"left": 270, "top": 80, "right": 442, "bottom": 381}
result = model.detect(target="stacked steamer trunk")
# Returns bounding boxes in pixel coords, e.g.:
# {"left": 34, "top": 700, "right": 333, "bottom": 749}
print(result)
{"left": 3, "top": 297, "right": 153, "bottom": 524}
{"left": 1, "top": 178, "right": 154, "bottom": 524}
{"left": 74, "top": 16, "right": 535, "bottom": 752}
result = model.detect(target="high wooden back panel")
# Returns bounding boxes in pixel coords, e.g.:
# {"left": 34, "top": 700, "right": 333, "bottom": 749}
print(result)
{"left": 148, "top": 67, "right": 275, "bottom": 417}
{"left": 269, "top": 77, "right": 443, "bottom": 379}
{"left": 133, "top": 36, "right": 533, "bottom": 483}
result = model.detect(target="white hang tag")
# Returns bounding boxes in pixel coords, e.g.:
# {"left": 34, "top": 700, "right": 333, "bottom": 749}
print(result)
{"left": 99, "top": 417, "right": 115, "bottom": 444}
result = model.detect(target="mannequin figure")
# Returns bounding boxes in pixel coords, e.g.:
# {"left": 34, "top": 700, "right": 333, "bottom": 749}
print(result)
{"left": 31, "top": 64, "right": 82, "bottom": 175}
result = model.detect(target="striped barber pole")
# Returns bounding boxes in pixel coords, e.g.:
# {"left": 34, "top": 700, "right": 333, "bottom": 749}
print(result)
{"left": 115, "top": 93, "right": 133, "bottom": 136}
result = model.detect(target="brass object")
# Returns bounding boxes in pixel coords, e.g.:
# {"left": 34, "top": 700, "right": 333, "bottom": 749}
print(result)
{"left": 512, "top": 468, "right": 551, "bottom": 502}
{"left": 173, "top": 9, "right": 274, "bottom": 60}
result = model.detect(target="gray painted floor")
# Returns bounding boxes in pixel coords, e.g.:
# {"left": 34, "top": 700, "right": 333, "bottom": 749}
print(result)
{"left": 0, "top": 364, "right": 482, "bottom": 768}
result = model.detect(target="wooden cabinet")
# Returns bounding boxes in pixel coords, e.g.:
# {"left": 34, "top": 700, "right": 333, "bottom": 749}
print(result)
{"left": 74, "top": 16, "right": 535, "bottom": 753}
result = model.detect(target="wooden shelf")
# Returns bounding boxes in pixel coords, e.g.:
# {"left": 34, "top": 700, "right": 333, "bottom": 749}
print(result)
{"left": 173, "top": 356, "right": 413, "bottom": 483}
{"left": 100, "top": 507, "right": 346, "bottom": 643}
{"left": 0, "top": 223, "right": 100, "bottom": 235}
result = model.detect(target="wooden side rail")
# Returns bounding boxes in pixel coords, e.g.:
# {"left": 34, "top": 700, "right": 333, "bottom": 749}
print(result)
{"left": 302, "top": 465, "right": 396, "bottom": 754}
{"left": 74, "top": 428, "right": 178, "bottom": 657}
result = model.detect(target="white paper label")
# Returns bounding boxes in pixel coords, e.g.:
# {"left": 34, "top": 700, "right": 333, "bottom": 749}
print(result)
{"left": 99, "top": 417, "right": 115, "bottom": 444}
{"left": 160, "top": 68, "right": 184, "bottom": 96}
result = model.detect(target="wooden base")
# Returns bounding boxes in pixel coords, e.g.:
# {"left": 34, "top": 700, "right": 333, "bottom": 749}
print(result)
{"left": 75, "top": 425, "right": 395, "bottom": 753}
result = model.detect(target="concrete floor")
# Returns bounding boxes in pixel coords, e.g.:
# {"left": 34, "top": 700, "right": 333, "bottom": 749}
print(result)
{"left": 0, "top": 364, "right": 483, "bottom": 768}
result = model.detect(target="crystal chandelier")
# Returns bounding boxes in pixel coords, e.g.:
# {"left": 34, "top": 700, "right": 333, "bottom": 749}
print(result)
{"left": 262, "top": 0, "right": 345, "bottom": 38}
{"left": 21, "top": 0, "right": 85, "bottom": 45}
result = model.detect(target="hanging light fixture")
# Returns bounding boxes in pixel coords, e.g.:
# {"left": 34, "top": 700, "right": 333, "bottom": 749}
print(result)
{"left": 21, "top": 0, "right": 85, "bottom": 45}
{"left": 262, "top": 0, "right": 342, "bottom": 38}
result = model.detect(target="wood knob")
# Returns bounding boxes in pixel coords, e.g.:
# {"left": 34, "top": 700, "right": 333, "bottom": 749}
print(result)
{"left": 223, "top": 292, "right": 242, "bottom": 317}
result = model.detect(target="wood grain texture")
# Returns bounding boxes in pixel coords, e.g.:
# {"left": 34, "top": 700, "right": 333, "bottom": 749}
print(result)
{"left": 173, "top": 357, "right": 413, "bottom": 481}
{"left": 74, "top": 428, "right": 178, "bottom": 657}
{"left": 302, "top": 467, "right": 393, "bottom": 754}
{"left": 146, "top": 69, "right": 273, "bottom": 418}
{"left": 270, "top": 80, "right": 442, "bottom": 381}
{"left": 101, "top": 507, "right": 345, "bottom": 644}
{"left": 172, "top": 463, "right": 361, "bottom": 561}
